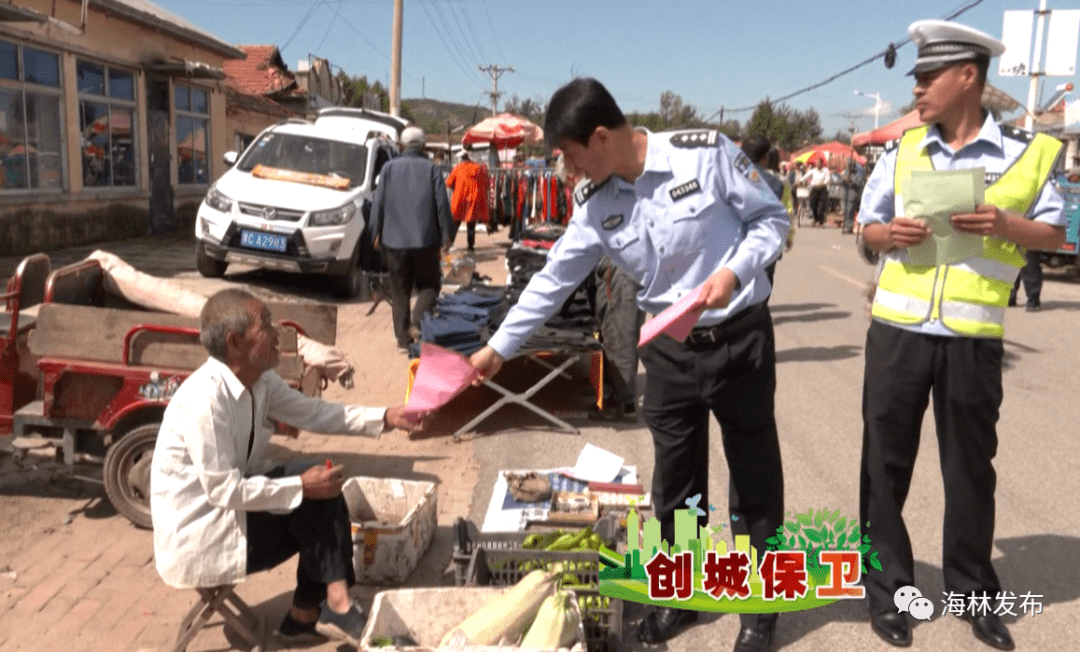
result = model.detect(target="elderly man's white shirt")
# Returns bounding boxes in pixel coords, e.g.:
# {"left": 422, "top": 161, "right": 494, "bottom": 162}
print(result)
{"left": 150, "top": 356, "right": 385, "bottom": 588}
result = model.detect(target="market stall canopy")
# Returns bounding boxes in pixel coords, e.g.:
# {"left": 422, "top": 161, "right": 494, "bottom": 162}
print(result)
{"left": 462, "top": 113, "right": 543, "bottom": 149}
{"left": 791, "top": 141, "right": 866, "bottom": 167}
{"left": 852, "top": 111, "right": 924, "bottom": 147}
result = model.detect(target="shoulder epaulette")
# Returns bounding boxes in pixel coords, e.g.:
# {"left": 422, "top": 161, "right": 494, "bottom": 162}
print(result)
{"left": 1000, "top": 124, "right": 1034, "bottom": 143}
{"left": 670, "top": 129, "right": 720, "bottom": 149}
{"left": 574, "top": 178, "right": 607, "bottom": 206}
{"left": 883, "top": 138, "right": 900, "bottom": 152}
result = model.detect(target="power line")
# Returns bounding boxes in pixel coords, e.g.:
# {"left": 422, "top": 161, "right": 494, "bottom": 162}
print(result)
{"left": 279, "top": 0, "right": 322, "bottom": 52}
{"left": 314, "top": 0, "right": 346, "bottom": 55}
{"left": 479, "top": 0, "right": 509, "bottom": 64}
{"left": 706, "top": 0, "right": 989, "bottom": 119}
{"left": 425, "top": 0, "right": 483, "bottom": 79}
{"left": 418, "top": 0, "right": 485, "bottom": 87}
{"left": 457, "top": 0, "right": 491, "bottom": 65}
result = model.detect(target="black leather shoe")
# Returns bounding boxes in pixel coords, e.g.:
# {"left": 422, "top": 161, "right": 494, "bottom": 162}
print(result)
{"left": 1025, "top": 302, "right": 1040, "bottom": 312}
{"left": 733, "top": 623, "right": 775, "bottom": 652}
{"left": 636, "top": 607, "right": 698, "bottom": 643}
{"left": 963, "top": 612, "right": 1015, "bottom": 651}
{"left": 870, "top": 611, "right": 912, "bottom": 647}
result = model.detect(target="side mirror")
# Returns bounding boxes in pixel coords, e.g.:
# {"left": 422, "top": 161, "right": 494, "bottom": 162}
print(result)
{"left": 223, "top": 151, "right": 238, "bottom": 167}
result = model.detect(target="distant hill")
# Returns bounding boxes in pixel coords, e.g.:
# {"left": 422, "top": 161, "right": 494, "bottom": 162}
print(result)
{"left": 403, "top": 98, "right": 487, "bottom": 142}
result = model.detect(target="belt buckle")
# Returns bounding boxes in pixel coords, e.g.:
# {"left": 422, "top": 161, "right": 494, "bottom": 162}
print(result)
{"left": 706, "top": 329, "right": 718, "bottom": 344}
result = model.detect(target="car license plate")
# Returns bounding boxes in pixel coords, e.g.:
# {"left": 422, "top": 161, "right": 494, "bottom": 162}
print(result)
{"left": 240, "top": 230, "right": 287, "bottom": 253}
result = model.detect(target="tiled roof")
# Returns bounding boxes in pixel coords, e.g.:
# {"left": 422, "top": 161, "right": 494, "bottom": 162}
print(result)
{"left": 223, "top": 45, "right": 299, "bottom": 97}
{"left": 225, "top": 87, "right": 296, "bottom": 120}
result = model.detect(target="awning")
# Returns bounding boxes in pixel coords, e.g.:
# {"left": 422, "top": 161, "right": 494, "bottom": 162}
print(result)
{"left": 143, "top": 60, "right": 226, "bottom": 80}
{"left": 0, "top": 5, "right": 49, "bottom": 22}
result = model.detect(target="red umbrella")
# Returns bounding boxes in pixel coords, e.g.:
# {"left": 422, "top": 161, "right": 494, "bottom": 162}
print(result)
{"left": 792, "top": 141, "right": 866, "bottom": 168}
{"left": 462, "top": 113, "right": 544, "bottom": 149}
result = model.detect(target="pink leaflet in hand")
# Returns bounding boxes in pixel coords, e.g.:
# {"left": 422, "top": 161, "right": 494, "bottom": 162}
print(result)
{"left": 405, "top": 343, "right": 481, "bottom": 414}
{"left": 638, "top": 284, "right": 706, "bottom": 347}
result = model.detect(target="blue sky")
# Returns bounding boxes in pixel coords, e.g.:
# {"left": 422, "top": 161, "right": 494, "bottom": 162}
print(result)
{"left": 156, "top": 0, "right": 1077, "bottom": 139}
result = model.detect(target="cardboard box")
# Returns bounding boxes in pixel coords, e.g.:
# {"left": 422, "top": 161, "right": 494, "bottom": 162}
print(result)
{"left": 343, "top": 476, "right": 437, "bottom": 585}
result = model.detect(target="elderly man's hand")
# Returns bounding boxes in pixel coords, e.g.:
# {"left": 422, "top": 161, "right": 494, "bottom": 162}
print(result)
{"left": 384, "top": 405, "right": 430, "bottom": 432}
{"left": 301, "top": 464, "right": 344, "bottom": 499}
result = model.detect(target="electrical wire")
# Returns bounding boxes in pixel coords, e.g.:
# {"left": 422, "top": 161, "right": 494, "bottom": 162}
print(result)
{"left": 456, "top": 0, "right": 491, "bottom": 64}
{"left": 314, "top": 0, "right": 347, "bottom": 55}
{"left": 418, "top": 0, "right": 485, "bottom": 87}
{"left": 480, "top": 0, "right": 510, "bottom": 64}
{"left": 279, "top": 0, "right": 322, "bottom": 52}
{"left": 706, "top": 0, "right": 988, "bottom": 118}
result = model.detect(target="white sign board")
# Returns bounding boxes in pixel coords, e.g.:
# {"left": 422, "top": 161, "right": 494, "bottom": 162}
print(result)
{"left": 1066, "top": 98, "right": 1080, "bottom": 135}
{"left": 1045, "top": 10, "right": 1080, "bottom": 76}
{"left": 1001, "top": 10, "right": 1035, "bottom": 77}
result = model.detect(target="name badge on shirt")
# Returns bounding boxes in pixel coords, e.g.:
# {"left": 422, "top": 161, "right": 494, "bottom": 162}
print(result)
{"left": 669, "top": 179, "right": 702, "bottom": 202}
{"left": 602, "top": 214, "right": 624, "bottom": 230}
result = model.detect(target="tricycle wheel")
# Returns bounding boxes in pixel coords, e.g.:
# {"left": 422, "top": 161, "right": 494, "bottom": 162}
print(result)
{"left": 103, "top": 423, "right": 158, "bottom": 529}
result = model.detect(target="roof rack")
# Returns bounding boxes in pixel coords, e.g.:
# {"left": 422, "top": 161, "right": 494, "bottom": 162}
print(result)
{"left": 316, "top": 107, "right": 409, "bottom": 135}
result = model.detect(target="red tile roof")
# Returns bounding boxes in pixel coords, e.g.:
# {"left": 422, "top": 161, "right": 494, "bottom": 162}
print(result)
{"left": 223, "top": 45, "right": 299, "bottom": 97}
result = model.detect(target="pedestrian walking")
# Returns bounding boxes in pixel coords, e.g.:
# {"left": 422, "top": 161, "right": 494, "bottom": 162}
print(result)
{"left": 800, "top": 158, "right": 831, "bottom": 226}
{"left": 369, "top": 126, "right": 455, "bottom": 352}
{"left": 446, "top": 146, "right": 490, "bottom": 252}
{"left": 468, "top": 78, "right": 789, "bottom": 652}
{"left": 840, "top": 158, "right": 866, "bottom": 234}
{"left": 857, "top": 19, "right": 1065, "bottom": 651}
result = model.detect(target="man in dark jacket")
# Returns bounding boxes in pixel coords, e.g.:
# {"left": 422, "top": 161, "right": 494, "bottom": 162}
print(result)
{"left": 370, "top": 126, "right": 455, "bottom": 351}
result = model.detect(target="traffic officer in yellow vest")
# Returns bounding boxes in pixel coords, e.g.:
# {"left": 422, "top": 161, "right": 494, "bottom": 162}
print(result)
{"left": 857, "top": 20, "right": 1065, "bottom": 651}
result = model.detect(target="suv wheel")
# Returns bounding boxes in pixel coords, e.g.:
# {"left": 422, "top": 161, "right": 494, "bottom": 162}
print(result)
{"left": 332, "top": 247, "right": 364, "bottom": 299}
{"left": 196, "top": 243, "right": 228, "bottom": 278}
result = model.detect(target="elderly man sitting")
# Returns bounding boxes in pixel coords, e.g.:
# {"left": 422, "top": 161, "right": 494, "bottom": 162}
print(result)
{"left": 151, "top": 288, "right": 426, "bottom": 645}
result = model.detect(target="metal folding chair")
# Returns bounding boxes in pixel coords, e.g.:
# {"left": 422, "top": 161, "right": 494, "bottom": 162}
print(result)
{"left": 172, "top": 585, "right": 264, "bottom": 652}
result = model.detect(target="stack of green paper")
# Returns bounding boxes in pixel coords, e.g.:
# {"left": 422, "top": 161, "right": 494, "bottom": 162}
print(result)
{"left": 901, "top": 167, "right": 986, "bottom": 267}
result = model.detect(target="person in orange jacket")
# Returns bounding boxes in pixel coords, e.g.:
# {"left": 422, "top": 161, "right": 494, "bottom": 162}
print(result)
{"left": 445, "top": 147, "right": 490, "bottom": 252}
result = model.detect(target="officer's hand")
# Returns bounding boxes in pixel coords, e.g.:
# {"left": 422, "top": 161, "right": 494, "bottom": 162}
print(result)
{"left": 950, "top": 204, "right": 1007, "bottom": 238}
{"left": 888, "top": 216, "right": 932, "bottom": 248}
{"left": 300, "top": 464, "right": 344, "bottom": 499}
{"left": 384, "top": 405, "right": 430, "bottom": 432}
{"left": 469, "top": 346, "right": 504, "bottom": 386}
{"left": 698, "top": 268, "right": 738, "bottom": 311}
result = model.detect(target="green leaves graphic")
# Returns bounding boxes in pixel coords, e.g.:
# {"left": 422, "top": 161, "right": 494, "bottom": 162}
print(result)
{"left": 767, "top": 510, "right": 883, "bottom": 580}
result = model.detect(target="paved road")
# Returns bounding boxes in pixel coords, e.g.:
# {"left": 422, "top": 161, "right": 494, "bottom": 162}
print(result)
{"left": 2, "top": 224, "right": 1078, "bottom": 651}
{"left": 466, "top": 225, "right": 1080, "bottom": 652}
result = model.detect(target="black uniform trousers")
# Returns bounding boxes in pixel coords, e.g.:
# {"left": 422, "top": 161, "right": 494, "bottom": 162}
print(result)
{"left": 245, "top": 463, "right": 356, "bottom": 610}
{"left": 639, "top": 304, "right": 784, "bottom": 630}
{"left": 1009, "top": 250, "right": 1043, "bottom": 306}
{"left": 383, "top": 245, "right": 442, "bottom": 346}
{"left": 860, "top": 320, "right": 1004, "bottom": 613}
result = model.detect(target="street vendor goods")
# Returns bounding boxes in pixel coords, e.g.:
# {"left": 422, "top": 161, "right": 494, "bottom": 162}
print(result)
{"left": 507, "top": 471, "right": 553, "bottom": 503}
{"left": 439, "top": 568, "right": 559, "bottom": 646}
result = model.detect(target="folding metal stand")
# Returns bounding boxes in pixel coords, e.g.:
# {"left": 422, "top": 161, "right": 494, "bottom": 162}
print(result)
{"left": 450, "top": 351, "right": 584, "bottom": 442}
{"left": 172, "top": 585, "right": 264, "bottom": 652}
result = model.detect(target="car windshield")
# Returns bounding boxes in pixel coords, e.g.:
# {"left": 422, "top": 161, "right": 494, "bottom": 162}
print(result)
{"left": 238, "top": 132, "right": 368, "bottom": 187}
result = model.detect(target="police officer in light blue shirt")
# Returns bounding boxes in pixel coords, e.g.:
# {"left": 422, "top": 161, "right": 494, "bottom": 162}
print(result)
{"left": 469, "top": 78, "right": 789, "bottom": 652}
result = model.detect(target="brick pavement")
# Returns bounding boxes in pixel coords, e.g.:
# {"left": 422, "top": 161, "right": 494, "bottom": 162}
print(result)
{"left": 0, "top": 228, "right": 507, "bottom": 651}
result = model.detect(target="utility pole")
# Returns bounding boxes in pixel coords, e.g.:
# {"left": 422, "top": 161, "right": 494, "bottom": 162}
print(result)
{"left": 854, "top": 90, "right": 883, "bottom": 129}
{"left": 1024, "top": 0, "right": 1049, "bottom": 131}
{"left": 389, "top": 0, "right": 403, "bottom": 116}
{"left": 478, "top": 64, "right": 514, "bottom": 116}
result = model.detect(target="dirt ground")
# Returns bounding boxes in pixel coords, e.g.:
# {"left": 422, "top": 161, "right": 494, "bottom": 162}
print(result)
{"left": 0, "top": 227, "right": 519, "bottom": 651}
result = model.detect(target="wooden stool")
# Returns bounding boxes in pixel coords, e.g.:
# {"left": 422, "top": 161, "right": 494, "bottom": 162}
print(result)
{"left": 173, "top": 585, "right": 264, "bottom": 652}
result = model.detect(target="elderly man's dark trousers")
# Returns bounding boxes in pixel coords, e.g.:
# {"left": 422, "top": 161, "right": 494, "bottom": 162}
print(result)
{"left": 860, "top": 321, "right": 1003, "bottom": 614}
{"left": 639, "top": 306, "right": 783, "bottom": 630}
{"left": 246, "top": 464, "right": 355, "bottom": 609}
{"left": 384, "top": 245, "right": 442, "bottom": 346}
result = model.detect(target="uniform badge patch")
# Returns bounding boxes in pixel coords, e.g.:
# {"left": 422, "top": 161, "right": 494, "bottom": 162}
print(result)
{"left": 1001, "top": 124, "right": 1033, "bottom": 143}
{"left": 669, "top": 179, "right": 702, "bottom": 202}
{"left": 985, "top": 172, "right": 1002, "bottom": 186}
{"left": 733, "top": 151, "right": 755, "bottom": 179}
{"left": 883, "top": 138, "right": 900, "bottom": 152}
{"left": 671, "top": 130, "right": 719, "bottom": 148}
{"left": 602, "top": 214, "right": 624, "bottom": 230}
{"left": 574, "top": 179, "right": 607, "bottom": 206}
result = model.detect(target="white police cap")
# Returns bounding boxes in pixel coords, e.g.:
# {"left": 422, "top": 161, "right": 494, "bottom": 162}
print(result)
{"left": 907, "top": 19, "right": 1006, "bottom": 76}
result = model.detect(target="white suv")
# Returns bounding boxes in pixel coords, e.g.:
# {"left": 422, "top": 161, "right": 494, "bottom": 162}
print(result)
{"left": 194, "top": 108, "right": 408, "bottom": 297}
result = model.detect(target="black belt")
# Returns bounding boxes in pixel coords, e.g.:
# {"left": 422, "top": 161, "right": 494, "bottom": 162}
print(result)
{"left": 684, "top": 303, "right": 768, "bottom": 347}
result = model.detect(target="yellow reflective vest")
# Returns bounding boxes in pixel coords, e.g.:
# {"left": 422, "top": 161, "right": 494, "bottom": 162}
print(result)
{"left": 871, "top": 125, "right": 1062, "bottom": 338}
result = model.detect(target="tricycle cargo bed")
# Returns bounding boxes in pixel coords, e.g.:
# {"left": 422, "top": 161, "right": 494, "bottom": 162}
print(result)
{"left": 27, "top": 303, "right": 302, "bottom": 378}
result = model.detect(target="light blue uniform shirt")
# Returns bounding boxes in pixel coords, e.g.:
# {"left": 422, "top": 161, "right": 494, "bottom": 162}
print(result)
{"left": 487, "top": 129, "right": 790, "bottom": 359}
{"left": 859, "top": 112, "right": 1065, "bottom": 336}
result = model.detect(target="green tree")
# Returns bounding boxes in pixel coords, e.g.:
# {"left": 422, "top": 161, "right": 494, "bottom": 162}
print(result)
{"left": 745, "top": 99, "right": 823, "bottom": 150}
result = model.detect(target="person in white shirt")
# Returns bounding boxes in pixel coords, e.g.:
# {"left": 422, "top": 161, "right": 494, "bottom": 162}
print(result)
{"left": 150, "top": 288, "right": 426, "bottom": 645}
{"left": 799, "top": 158, "right": 832, "bottom": 226}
